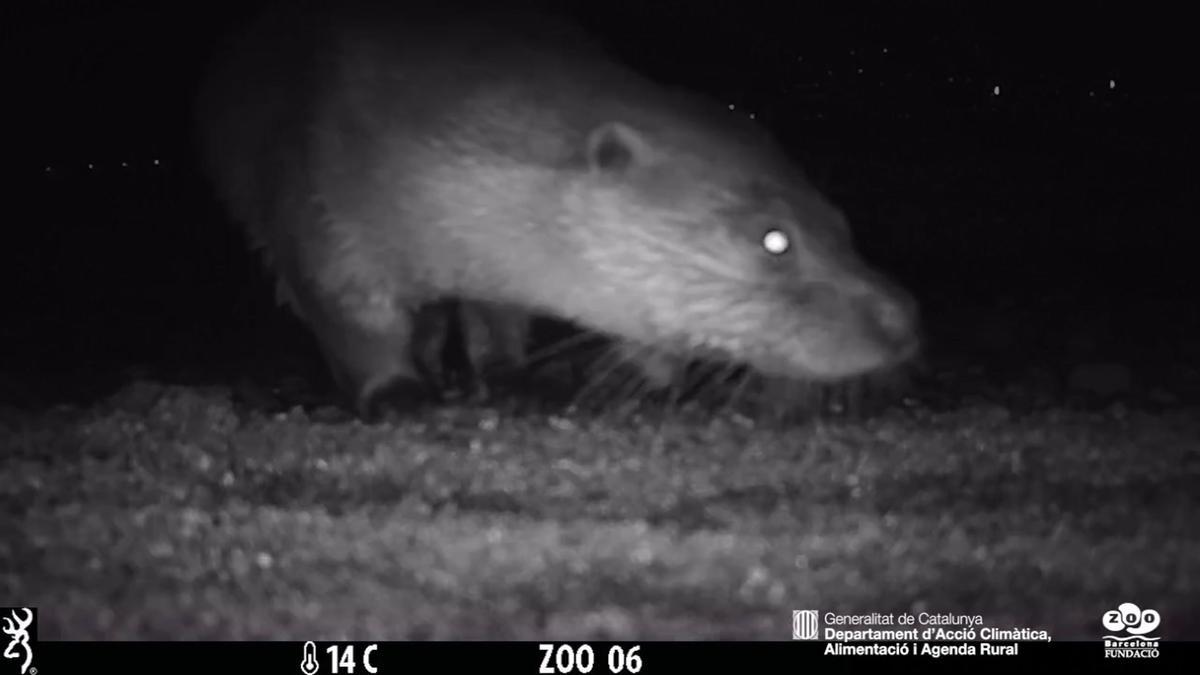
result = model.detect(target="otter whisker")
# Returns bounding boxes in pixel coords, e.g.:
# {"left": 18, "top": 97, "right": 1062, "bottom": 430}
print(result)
{"left": 523, "top": 328, "right": 608, "bottom": 367}
{"left": 720, "top": 366, "right": 754, "bottom": 418}
{"left": 572, "top": 342, "right": 632, "bottom": 410}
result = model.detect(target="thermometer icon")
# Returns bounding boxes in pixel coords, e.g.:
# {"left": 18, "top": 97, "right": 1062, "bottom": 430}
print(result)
{"left": 300, "top": 641, "right": 319, "bottom": 675}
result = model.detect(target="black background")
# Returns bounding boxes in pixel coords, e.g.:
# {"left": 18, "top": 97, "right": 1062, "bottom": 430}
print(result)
{"left": 29, "top": 639, "right": 1197, "bottom": 673}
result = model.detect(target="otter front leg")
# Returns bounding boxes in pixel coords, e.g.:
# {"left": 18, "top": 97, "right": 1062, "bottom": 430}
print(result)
{"left": 409, "top": 299, "right": 460, "bottom": 395}
{"left": 302, "top": 289, "right": 431, "bottom": 419}
{"left": 456, "top": 301, "right": 531, "bottom": 399}
{"left": 460, "top": 301, "right": 530, "bottom": 375}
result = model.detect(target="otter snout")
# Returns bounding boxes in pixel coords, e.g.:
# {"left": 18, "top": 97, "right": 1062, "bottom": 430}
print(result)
{"left": 857, "top": 283, "right": 920, "bottom": 360}
{"left": 767, "top": 270, "right": 920, "bottom": 380}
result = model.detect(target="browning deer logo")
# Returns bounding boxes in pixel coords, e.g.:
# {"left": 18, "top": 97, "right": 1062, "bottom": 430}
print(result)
{"left": 1, "top": 608, "right": 34, "bottom": 675}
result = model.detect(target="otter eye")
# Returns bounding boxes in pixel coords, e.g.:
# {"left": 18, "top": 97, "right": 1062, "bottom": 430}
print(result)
{"left": 761, "top": 228, "right": 791, "bottom": 255}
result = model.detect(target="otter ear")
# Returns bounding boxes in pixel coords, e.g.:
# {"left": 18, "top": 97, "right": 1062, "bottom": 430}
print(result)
{"left": 585, "top": 122, "right": 653, "bottom": 174}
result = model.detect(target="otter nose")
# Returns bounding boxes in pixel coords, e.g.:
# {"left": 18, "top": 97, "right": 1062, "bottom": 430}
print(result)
{"left": 862, "top": 286, "right": 920, "bottom": 352}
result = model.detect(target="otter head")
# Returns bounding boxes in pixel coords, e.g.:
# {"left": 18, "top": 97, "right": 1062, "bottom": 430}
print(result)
{"left": 560, "top": 114, "right": 920, "bottom": 381}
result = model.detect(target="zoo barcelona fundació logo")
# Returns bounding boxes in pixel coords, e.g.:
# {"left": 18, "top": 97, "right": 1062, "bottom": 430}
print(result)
{"left": 2, "top": 608, "right": 36, "bottom": 675}
{"left": 1102, "top": 602, "right": 1160, "bottom": 659}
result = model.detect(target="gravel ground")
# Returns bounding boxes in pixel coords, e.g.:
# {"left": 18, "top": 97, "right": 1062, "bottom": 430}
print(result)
{"left": 4, "top": 381, "right": 1198, "bottom": 640}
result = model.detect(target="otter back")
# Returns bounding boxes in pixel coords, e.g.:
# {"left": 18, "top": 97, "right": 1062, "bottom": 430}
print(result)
{"left": 195, "top": 3, "right": 920, "bottom": 415}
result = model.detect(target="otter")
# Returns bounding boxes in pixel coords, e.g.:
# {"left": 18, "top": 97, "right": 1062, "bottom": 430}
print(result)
{"left": 194, "top": 2, "right": 919, "bottom": 417}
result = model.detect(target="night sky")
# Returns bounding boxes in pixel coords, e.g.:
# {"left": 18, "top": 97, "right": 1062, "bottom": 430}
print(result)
{"left": 9, "top": 2, "right": 1195, "bottom": 169}
{"left": 2, "top": 0, "right": 1197, "bottom": 405}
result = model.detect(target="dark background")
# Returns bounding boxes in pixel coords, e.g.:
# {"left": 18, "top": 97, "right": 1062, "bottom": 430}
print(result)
{"left": 2, "top": 0, "right": 1197, "bottom": 410}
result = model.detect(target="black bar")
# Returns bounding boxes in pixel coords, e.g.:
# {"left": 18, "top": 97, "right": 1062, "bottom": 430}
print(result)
{"left": 30, "top": 640, "right": 1198, "bottom": 674}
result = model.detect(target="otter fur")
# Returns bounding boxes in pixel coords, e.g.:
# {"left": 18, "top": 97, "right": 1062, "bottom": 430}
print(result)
{"left": 195, "top": 1, "right": 920, "bottom": 416}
